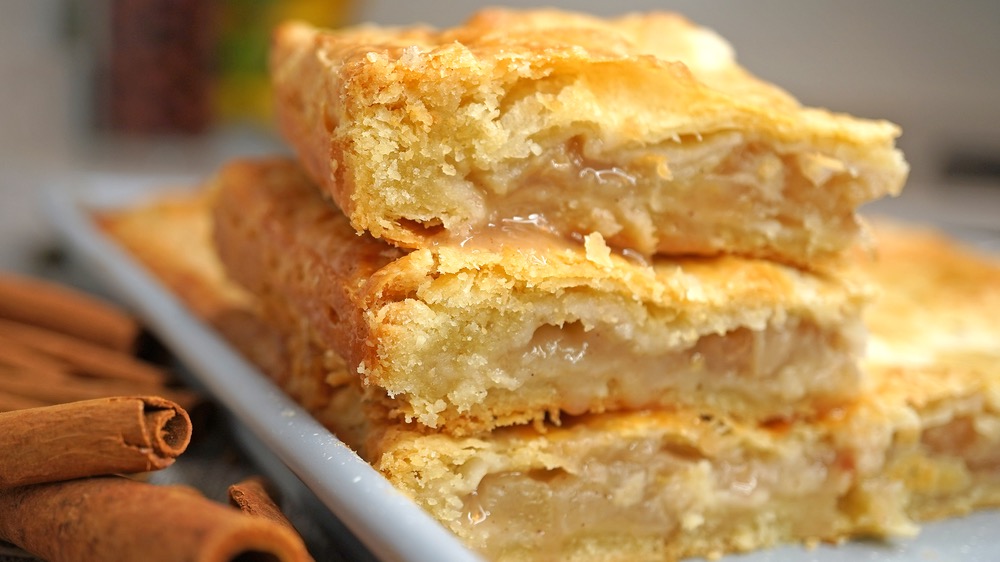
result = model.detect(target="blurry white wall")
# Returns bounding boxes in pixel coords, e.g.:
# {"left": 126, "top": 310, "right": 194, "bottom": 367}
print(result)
{"left": 0, "top": 1, "right": 76, "bottom": 270}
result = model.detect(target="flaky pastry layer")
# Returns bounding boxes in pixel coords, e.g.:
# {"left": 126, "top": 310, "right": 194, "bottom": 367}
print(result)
{"left": 100, "top": 197, "right": 1000, "bottom": 562}
{"left": 210, "top": 159, "right": 871, "bottom": 434}
{"left": 271, "top": 8, "right": 907, "bottom": 265}
{"left": 94, "top": 192, "right": 346, "bottom": 415}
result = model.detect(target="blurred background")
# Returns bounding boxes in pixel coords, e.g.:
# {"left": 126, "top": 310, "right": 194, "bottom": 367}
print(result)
{"left": 1, "top": 0, "right": 998, "bottom": 273}
{"left": 0, "top": 3, "right": 995, "bottom": 559}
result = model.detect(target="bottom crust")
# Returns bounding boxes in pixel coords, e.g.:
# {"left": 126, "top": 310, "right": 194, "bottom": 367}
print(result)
{"left": 361, "top": 363, "right": 1000, "bottom": 561}
{"left": 98, "top": 195, "right": 1000, "bottom": 561}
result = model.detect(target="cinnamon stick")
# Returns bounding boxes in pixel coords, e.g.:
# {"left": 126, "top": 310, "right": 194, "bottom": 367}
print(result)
{"left": 0, "top": 334, "right": 70, "bottom": 378}
{"left": 0, "top": 396, "right": 191, "bottom": 488}
{"left": 0, "top": 272, "right": 139, "bottom": 352}
{"left": 0, "top": 393, "right": 47, "bottom": 413}
{"left": 0, "top": 365, "right": 200, "bottom": 411}
{"left": 0, "top": 319, "right": 170, "bottom": 385}
{"left": 229, "top": 476, "right": 296, "bottom": 530}
{"left": 0, "top": 476, "right": 314, "bottom": 562}
{"left": 229, "top": 476, "right": 316, "bottom": 562}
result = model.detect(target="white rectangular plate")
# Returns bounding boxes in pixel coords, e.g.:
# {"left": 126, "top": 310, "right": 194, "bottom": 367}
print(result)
{"left": 45, "top": 175, "right": 999, "bottom": 562}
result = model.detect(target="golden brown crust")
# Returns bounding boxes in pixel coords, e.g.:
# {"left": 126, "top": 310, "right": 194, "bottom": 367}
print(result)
{"left": 95, "top": 190, "right": 343, "bottom": 415}
{"left": 210, "top": 158, "right": 872, "bottom": 434}
{"left": 854, "top": 220, "right": 1000, "bottom": 524}
{"left": 318, "top": 220, "right": 1000, "bottom": 560}
{"left": 862, "top": 219, "right": 1000, "bottom": 380}
{"left": 271, "top": 8, "right": 907, "bottom": 265}
{"left": 95, "top": 191, "right": 252, "bottom": 322}
{"left": 100, "top": 187, "right": 1000, "bottom": 562}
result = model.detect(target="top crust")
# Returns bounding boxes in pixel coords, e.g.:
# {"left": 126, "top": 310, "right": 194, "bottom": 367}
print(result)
{"left": 271, "top": 8, "right": 908, "bottom": 265}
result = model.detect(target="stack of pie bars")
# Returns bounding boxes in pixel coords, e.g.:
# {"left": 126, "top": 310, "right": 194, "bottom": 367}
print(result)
{"left": 100, "top": 9, "right": 1000, "bottom": 562}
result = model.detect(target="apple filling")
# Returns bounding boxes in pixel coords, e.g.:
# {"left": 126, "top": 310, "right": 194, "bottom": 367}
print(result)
{"left": 442, "top": 132, "right": 866, "bottom": 262}
{"left": 900, "top": 408, "right": 1000, "bottom": 519}
{"left": 398, "top": 310, "right": 864, "bottom": 429}
{"left": 511, "top": 317, "right": 859, "bottom": 419}
{"left": 451, "top": 432, "right": 860, "bottom": 559}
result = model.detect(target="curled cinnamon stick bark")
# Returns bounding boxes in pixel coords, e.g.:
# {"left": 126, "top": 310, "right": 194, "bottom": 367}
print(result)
{"left": 0, "top": 272, "right": 139, "bottom": 352}
{"left": 0, "top": 396, "right": 191, "bottom": 488}
{"left": 0, "top": 476, "right": 314, "bottom": 562}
